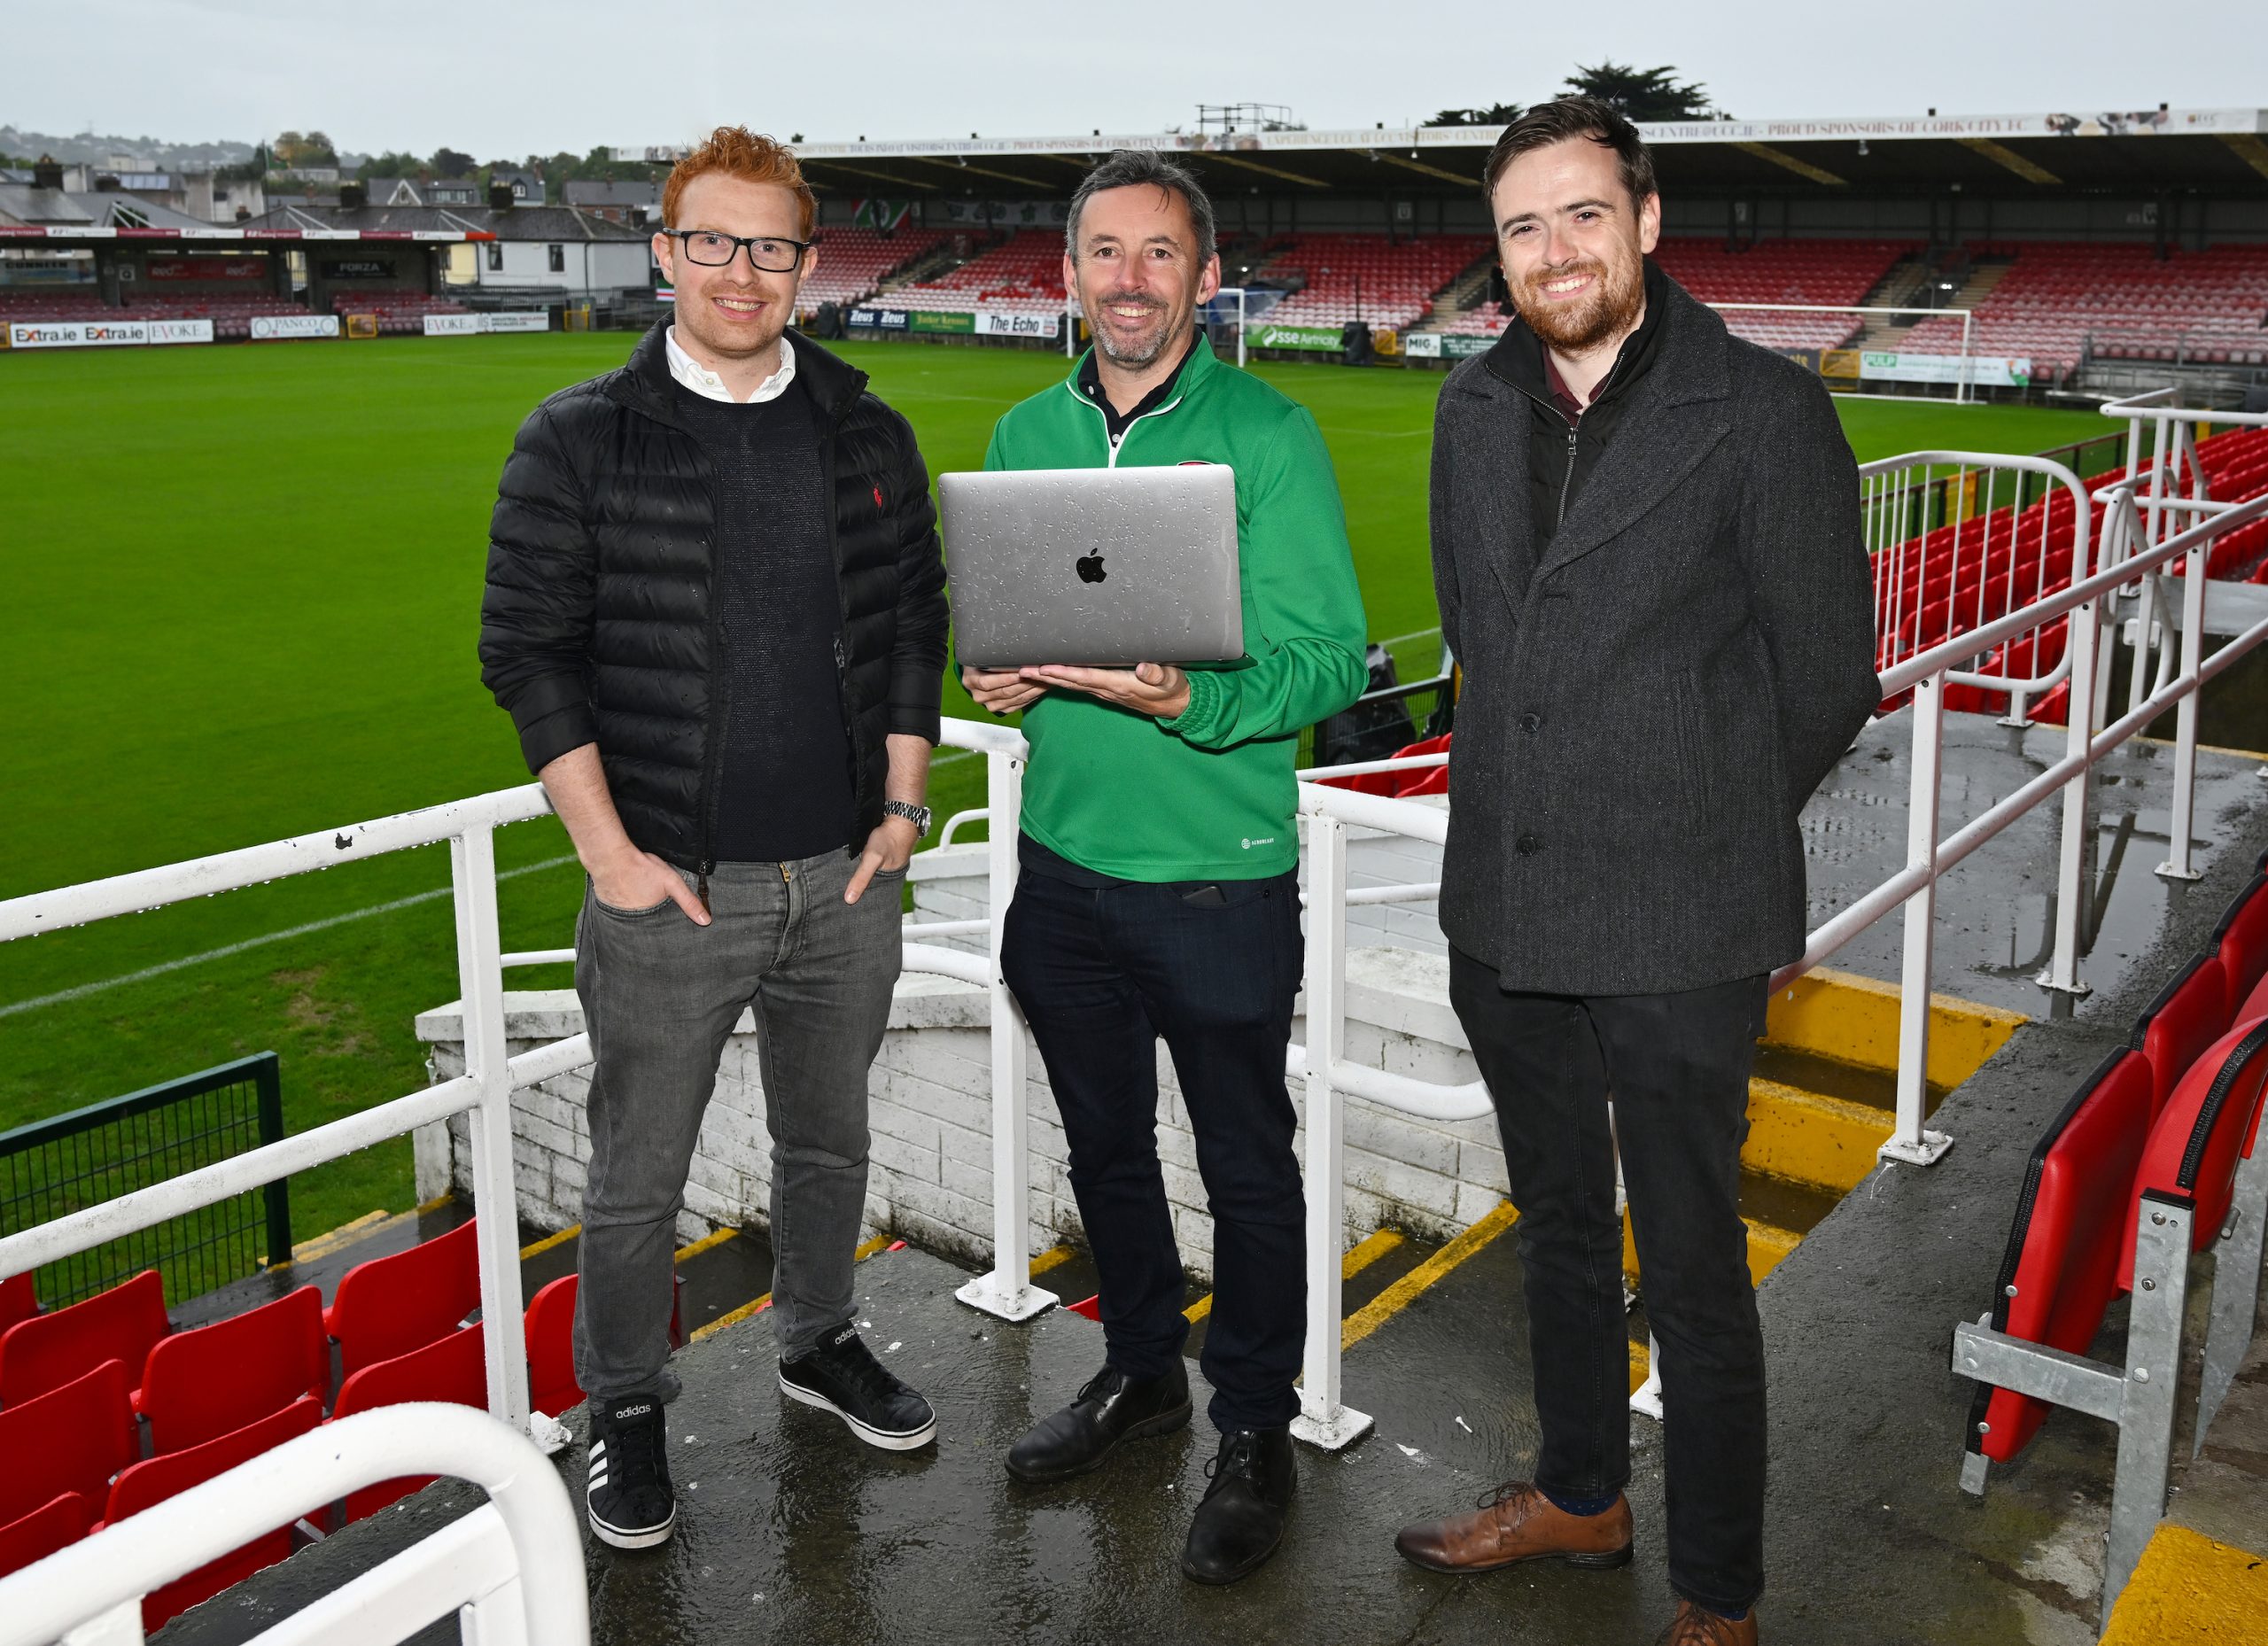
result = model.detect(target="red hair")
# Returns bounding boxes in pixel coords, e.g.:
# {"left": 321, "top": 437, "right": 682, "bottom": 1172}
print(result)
{"left": 663, "top": 127, "right": 816, "bottom": 237}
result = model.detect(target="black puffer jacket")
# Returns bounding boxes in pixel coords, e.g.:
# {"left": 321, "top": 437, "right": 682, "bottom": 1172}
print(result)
{"left": 479, "top": 322, "right": 948, "bottom": 870}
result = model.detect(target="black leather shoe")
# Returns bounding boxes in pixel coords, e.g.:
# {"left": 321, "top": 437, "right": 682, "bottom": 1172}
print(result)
{"left": 1180, "top": 1426, "right": 1296, "bottom": 1585}
{"left": 1005, "top": 1361, "right": 1192, "bottom": 1484}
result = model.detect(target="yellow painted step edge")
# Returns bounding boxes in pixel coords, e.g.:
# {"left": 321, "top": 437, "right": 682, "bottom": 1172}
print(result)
{"left": 2101, "top": 1524, "right": 2268, "bottom": 1645}
{"left": 1744, "top": 1077, "right": 1894, "bottom": 1195}
{"left": 1767, "top": 966, "right": 2025, "bottom": 1092}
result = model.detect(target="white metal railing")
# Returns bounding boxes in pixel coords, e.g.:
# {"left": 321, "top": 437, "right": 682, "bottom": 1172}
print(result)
{"left": 0, "top": 718, "right": 1039, "bottom": 1627}
{"left": 1862, "top": 451, "right": 2095, "bottom": 728}
{"left": 0, "top": 1405, "right": 588, "bottom": 1646}
{"left": 0, "top": 784, "right": 555, "bottom": 1434}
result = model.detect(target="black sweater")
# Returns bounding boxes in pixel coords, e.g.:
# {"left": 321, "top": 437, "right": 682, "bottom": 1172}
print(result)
{"left": 672, "top": 375, "right": 856, "bottom": 862}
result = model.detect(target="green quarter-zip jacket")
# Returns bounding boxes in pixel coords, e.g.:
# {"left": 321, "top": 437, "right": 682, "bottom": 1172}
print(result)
{"left": 982, "top": 334, "right": 1369, "bottom": 881}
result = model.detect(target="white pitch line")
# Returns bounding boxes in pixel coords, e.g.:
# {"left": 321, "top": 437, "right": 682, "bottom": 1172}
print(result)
{"left": 0, "top": 852, "right": 583, "bottom": 1019}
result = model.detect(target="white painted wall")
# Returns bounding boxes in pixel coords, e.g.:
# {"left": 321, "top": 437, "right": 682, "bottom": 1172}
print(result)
{"left": 475, "top": 240, "right": 654, "bottom": 295}
{"left": 415, "top": 939, "right": 1503, "bottom": 1281}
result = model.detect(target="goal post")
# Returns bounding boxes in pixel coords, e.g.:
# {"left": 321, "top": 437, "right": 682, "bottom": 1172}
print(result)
{"left": 1706, "top": 302, "right": 1982, "bottom": 403}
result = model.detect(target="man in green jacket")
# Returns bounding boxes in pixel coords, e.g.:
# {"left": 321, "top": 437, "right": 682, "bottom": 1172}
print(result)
{"left": 962, "top": 149, "right": 1368, "bottom": 1586}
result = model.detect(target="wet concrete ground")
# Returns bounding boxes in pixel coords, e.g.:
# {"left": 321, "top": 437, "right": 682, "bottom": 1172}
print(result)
{"left": 154, "top": 726, "right": 2268, "bottom": 1646}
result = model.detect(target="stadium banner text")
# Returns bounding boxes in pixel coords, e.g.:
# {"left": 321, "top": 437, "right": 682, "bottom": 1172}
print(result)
{"left": 942, "top": 199, "right": 1069, "bottom": 227}
{"left": 420, "top": 312, "right": 550, "bottom": 337}
{"left": 250, "top": 314, "right": 342, "bottom": 341}
{"left": 1860, "top": 350, "right": 2032, "bottom": 388}
{"left": 848, "top": 307, "right": 910, "bottom": 331}
{"left": 1252, "top": 322, "right": 1346, "bottom": 352}
{"left": 973, "top": 311, "right": 1061, "bottom": 339}
{"left": 909, "top": 311, "right": 976, "bottom": 335}
{"left": 6, "top": 318, "right": 213, "bottom": 349}
{"left": 144, "top": 255, "right": 267, "bottom": 282}
{"left": 1375, "top": 330, "right": 1495, "bottom": 360}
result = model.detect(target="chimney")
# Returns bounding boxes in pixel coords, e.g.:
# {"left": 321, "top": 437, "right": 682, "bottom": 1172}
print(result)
{"left": 32, "top": 153, "right": 64, "bottom": 190}
{"left": 339, "top": 181, "right": 368, "bottom": 210}
{"left": 488, "top": 181, "right": 515, "bottom": 211}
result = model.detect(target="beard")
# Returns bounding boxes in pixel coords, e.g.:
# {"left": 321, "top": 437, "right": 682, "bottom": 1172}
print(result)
{"left": 1509, "top": 253, "right": 1644, "bottom": 353}
{"left": 1089, "top": 291, "right": 1174, "bottom": 367}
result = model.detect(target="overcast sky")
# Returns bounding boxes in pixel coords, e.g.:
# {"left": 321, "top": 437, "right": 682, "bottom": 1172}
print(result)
{"left": 5, "top": 0, "right": 2264, "bottom": 159}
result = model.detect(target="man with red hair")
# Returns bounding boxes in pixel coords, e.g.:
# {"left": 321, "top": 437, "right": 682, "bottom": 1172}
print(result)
{"left": 481, "top": 127, "right": 948, "bottom": 1550}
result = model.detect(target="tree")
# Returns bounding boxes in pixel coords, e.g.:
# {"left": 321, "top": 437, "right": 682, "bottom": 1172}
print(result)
{"left": 272, "top": 128, "right": 338, "bottom": 168}
{"left": 1425, "top": 102, "right": 1523, "bottom": 128}
{"left": 356, "top": 149, "right": 424, "bottom": 182}
{"left": 1562, "top": 62, "right": 1720, "bottom": 120}
{"left": 430, "top": 146, "right": 475, "bottom": 179}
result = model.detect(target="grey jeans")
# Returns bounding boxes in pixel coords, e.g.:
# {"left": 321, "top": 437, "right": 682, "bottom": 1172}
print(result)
{"left": 571, "top": 850, "right": 903, "bottom": 1403}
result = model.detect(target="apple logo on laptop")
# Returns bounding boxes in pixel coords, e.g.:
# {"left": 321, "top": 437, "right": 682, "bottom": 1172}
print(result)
{"left": 1076, "top": 551, "right": 1107, "bottom": 585}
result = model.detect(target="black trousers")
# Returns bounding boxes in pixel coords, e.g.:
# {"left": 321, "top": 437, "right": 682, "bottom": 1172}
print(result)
{"left": 1449, "top": 946, "right": 1769, "bottom": 1615}
{"left": 1001, "top": 861, "right": 1307, "bottom": 1432}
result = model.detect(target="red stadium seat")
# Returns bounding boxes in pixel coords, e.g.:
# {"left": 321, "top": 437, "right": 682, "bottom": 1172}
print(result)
{"left": 2118, "top": 1021, "right": 2268, "bottom": 1292}
{"left": 0, "top": 1359, "right": 138, "bottom": 1526}
{"left": 330, "top": 1324, "right": 488, "bottom": 1523}
{"left": 524, "top": 1274, "right": 586, "bottom": 1418}
{"left": 1966, "top": 1050, "right": 2157, "bottom": 1465}
{"left": 0, "top": 1272, "right": 35, "bottom": 1337}
{"left": 0, "top": 1269, "right": 167, "bottom": 1408}
{"left": 2214, "top": 874, "right": 2268, "bottom": 1007}
{"left": 1394, "top": 733, "right": 1454, "bottom": 798}
{"left": 2234, "top": 968, "right": 2268, "bottom": 1032}
{"left": 2130, "top": 953, "right": 2230, "bottom": 1120}
{"left": 0, "top": 1492, "right": 95, "bottom": 1580}
{"left": 98, "top": 1395, "right": 323, "bottom": 1629}
{"left": 324, "top": 1216, "right": 481, "bottom": 1380}
{"left": 138, "top": 1285, "right": 327, "bottom": 1454}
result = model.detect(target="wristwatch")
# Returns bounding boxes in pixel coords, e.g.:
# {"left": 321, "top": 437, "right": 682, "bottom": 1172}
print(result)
{"left": 882, "top": 800, "right": 933, "bottom": 837}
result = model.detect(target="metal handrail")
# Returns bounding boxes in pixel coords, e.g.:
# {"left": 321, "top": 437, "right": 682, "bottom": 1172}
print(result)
{"left": 0, "top": 1405, "right": 589, "bottom": 1646}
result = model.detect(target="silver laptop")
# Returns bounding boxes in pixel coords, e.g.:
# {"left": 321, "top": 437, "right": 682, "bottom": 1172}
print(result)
{"left": 940, "top": 465, "right": 1243, "bottom": 668}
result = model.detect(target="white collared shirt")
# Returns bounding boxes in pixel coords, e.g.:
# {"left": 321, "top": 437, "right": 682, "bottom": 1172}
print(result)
{"left": 664, "top": 325, "right": 796, "bottom": 405}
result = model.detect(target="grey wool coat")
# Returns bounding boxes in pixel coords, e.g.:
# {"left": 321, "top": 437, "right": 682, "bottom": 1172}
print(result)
{"left": 1430, "top": 275, "right": 1883, "bottom": 996}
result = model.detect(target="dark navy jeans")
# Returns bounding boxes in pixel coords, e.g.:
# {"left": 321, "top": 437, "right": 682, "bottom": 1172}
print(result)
{"left": 1001, "top": 850, "right": 1307, "bottom": 1433}
{"left": 1449, "top": 946, "right": 1771, "bottom": 1617}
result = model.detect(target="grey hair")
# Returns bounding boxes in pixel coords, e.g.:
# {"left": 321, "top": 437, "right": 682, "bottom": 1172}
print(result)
{"left": 1065, "top": 149, "right": 1217, "bottom": 268}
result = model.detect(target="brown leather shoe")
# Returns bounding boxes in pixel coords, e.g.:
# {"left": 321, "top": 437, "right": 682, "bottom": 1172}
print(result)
{"left": 1654, "top": 1598, "right": 1758, "bottom": 1644}
{"left": 1394, "top": 1481, "right": 1634, "bottom": 1573}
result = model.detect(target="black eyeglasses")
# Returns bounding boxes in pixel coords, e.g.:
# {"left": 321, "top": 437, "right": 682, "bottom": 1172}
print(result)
{"left": 663, "top": 229, "right": 812, "bottom": 271}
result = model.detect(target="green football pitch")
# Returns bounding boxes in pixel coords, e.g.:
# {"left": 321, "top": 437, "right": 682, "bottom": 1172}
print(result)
{"left": 0, "top": 333, "right": 2110, "bottom": 1246}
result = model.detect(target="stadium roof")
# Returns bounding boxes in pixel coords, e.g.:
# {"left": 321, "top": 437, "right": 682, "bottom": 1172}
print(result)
{"left": 239, "top": 202, "right": 649, "bottom": 241}
{"left": 0, "top": 185, "right": 214, "bottom": 230}
{"left": 624, "top": 107, "right": 2268, "bottom": 199}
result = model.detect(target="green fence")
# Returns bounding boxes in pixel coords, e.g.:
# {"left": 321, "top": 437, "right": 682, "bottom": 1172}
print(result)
{"left": 0, "top": 1053, "right": 290, "bottom": 1309}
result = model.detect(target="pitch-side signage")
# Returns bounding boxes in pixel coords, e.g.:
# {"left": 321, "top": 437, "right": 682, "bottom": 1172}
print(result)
{"left": 1860, "top": 351, "right": 2033, "bottom": 388}
{"left": 1251, "top": 322, "right": 1345, "bottom": 352}
{"left": 8, "top": 319, "right": 148, "bottom": 348}
{"left": 973, "top": 310, "right": 1061, "bottom": 339}
{"left": 251, "top": 314, "right": 342, "bottom": 341}
{"left": 848, "top": 307, "right": 910, "bottom": 331}
{"left": 422, "top": 312, "right": 550, "bottom": 336}
{"left": 6, "top": 318, "right": 217, "bottom": 349}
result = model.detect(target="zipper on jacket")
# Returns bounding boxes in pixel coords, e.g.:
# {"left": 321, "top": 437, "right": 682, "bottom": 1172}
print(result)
{"left": 1105, "top": 396, "right": 1185, "bottom": 469}
{"left": 1063, "top": 373, "right": 1185, "bottom": 469}
{"left": 818, "top": 427, "right": 863, "bottom": 844}
{"left": 1557, "top": 420, "right": 1580, "bottom": 531}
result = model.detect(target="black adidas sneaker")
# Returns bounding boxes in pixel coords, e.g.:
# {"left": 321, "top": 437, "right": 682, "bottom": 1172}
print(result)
{"left": 777, "top": 1322, "right": 937, "bottom": 1450}
{"left": 586, "top": 1395, "right": 675, "bottom": 1549}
